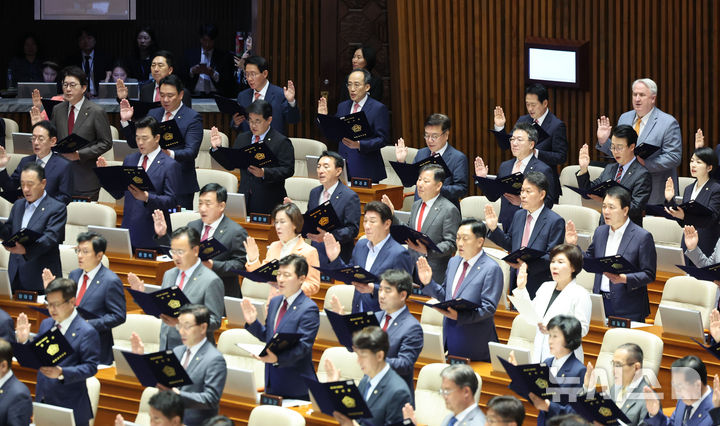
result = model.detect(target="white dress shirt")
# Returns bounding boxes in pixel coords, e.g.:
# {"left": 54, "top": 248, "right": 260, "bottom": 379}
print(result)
{"left": 137, "top": 145, "right": 161, "bottom": 170}
{"left": 365, "top": 234, "right": 391, "bottom": 271}
{"left": 274, "top": 288, "right": 302, "bottom": 330}
{"left": 201, "top": 215, "right": 224, "bottom": 240}
{"left": 56, "top": 309, "right": 79, "bottom": 335}
{"left": 521, "top": 205, "right": 544, "bottom": 245}
{"left": 68, "top": 97, "right": 85, "bottom": 125}
{"left": 690, "top": 180, "right": 708, "bottom": 201}
{"left": 632, "top": 108, "right": 654, "bottom": 138}
{"left": 600, "top": 218, "right": 631, "bottom": 292}
{"left": 76, "top": 262, "right": 102, "bottom": 299}
{"left": 352, "top": 94, "right": 369, "bottom": 111}
{"left": 450, "top": 250, "right": 483, "bottom": 297}
{"left": 415, "top": 194, "right": 439, "bottom": 231}
{"left": 181, "top": 337, "right": 207, "bottom": 368}
{"left": 176, "top": 259, "right": 201, "bottom": 288}
{"left": 364, "top": 362, "right": 390, "bottom": 400}
{"left": 512, "top": 153, "right": 534, "bottom": 173}
{"left": 615, "top": 156, "right": 636, "bottom": 181}
{"left": 319, "top": 181, "right": 339, "bottom": 204}
{"left": 0, "top": 370, "right": 13, "bottom": 389}
{"left": 21, "top": 191, "right": 47, "bottom": 228}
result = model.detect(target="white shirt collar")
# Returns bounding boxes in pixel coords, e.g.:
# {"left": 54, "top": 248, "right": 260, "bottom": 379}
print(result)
{"left": 26, "top": 191, "right": 47, "bottom": 209}
{"left": 551, "top": 352, "right": 572, "bottom": 370}
{"left": 178, "top": 258, "right": 202, "bottom": 280}
{"left": 37, "top": 151, "right": 53, "bottom": 166}
{"left": 635, "top": 107, "right": 655, "bottom": 122}
{"left": 164, "top": 104, "right": 183, "bottom": 121}
{"left": 256, "top": 80, "right": 270, "bottom": 98}
{"left": 0, "top": 370, "right": 13, "bottom": 390}
{"left": 618, "top": 155, "right": 636, "bottom": 169}
{"left": 141, "top": 145, "right": 162, "bottom": 167}
{"left": 454, "top": 402, "right": 479, "bottom": 422}
{"left": 432, "top": 142, "right": 449, "bottom": 156}
{"left": 618, "top": 374, "right": 644, "bottom": 398}
{"left": 382, "top": 304, "right": 407, "bottom": 323}
{"left": 420, "top": 193, "right": 440, "bottom": 210}
{"left": 70, "top": 96, "right": 85, "bottom": 112}
{"left": 57, "top": 308, "right": 78, "bottom": 335}
{"left": 81, "top": 262, "right": 103, "bottom": 283}
{"left": 254, "top": 127, "right": 271, "bottom": 143}
{"left": 367, "top": 233, "right": 391, "bottom": 253}
{"left": 204, "top": 213, "right": 224, "bottom": 229}
{"left": 355, "top": 94, "right": 369, "bottom": 109}
{"left": 462, "top": 250, "right": 485, "bottom": 270}
{"left": 535, "top": 108, "right": 550, "bottom": 126}
{"left": 514, "top": 152, "right": 534, "bottom": 170}
{"left": 282, "top": 234, "right": 301, "bottom": 250}
{"left": 609, "top": 217, "right": 631, "bottom": 236}
{"left": 689, "top": 386, "right": 712, "bottom": 417}
{"left": 284, "top": 288, "right": 303, "bottom": 308}
{"left": 526, "top": 204, "right": 544, "bottom": 220}
{"left": 182, "top": 337, "right": 207, "bottom": 364}
{"left": 367, "top": 362, "right": 391, "bottom": 390}
{"left": 322, "top": 181, "right": 339, "bottom": 197}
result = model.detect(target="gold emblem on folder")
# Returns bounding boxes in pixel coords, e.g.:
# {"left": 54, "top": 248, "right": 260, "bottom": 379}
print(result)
{"left": 46, "top": 344, "right": 59, "bottom": 356}
{"left": 598, "top": 407, "right": 612, "bottom": 417}
{"left": 612, "top": 263, "right": 623, "bottom": 270}
{"left": 351, "top": 124, "right": 362, "bottom": 133}
{"left": 168, "top": 299, "right": 181, "bottom": 309}
{"left": 341, "top": 396, "right": 356, "bottom": 408}
{"left": 133, "top": 176, "right": 143, "bottom": 185}
{"left": 535, "top": 378, "right": 548, "bottom": 389}
{"left": 203, "top": 247, "right": 214, "bottom": 254}
{"left": 255, "top": 153, "right": 265, "bottom": 160}
{"left": 164, "top": 133, "right": 174, "bottom": 141}
{"left": 319, "top": 217, "right": 329, "bottom": 226}
{"left": 512, "top": 182, "right": 522, "bottom": 189}
{"left": 354, "top": 273, "right": 365, "bottom": 279}
{"left": 162, "top": 366, "right": 176, "bottom": 377}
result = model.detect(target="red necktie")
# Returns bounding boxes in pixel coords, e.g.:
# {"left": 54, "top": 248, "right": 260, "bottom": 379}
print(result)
{"left": 75, "top": 274, "right": 89, "bottom": 306}
{"left": 254, "top": 91, "right": 261, "bottom": 101}
{"left": 154, "top": 86, "right": 160, "bottom": 102}
{"left": 382, "top": 315, "right": 392, "bottom": 331}
{"left": 141, "top": 155, "right": 148, "bottom": 171}
{"left": 253, "top": 135, "right": 260, "bottom": 144}
{"left": 614, "top": 165, "right": 624, "bottom": 182}
{"left": 274, "top": 300, "right": 288, "bottom": 332}
{"left": 416, "top": 202, "right": 427, "bottom": 231}
{"left": 164, "top": 111, "right": 172, "bottom": 122}
{"left": 178, "top": 271, "right": 186, "bottom": 290}
{"left": 352, "top": 103, "right": 360, "bottom": 113}
{"left": 521, "top": 213, "right": 533, "bottom": 247}
{"left": 201, "top": 225, "right": 211, "bottom": 241}
{"left": 452, "top": 261, "right": 470, "bottom": 298}
{"left": 67, "top": 105, "right": 75, "bottom": 134}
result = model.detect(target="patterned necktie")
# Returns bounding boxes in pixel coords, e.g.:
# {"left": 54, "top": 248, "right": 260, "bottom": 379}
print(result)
{"left": 201, "top": 225, "right": 211, "bottom": 241}
{"left": 614, "top": 165, "right": 624, "bottom": 182}
{"left": 254, "top": 91, "right": 261, "bottom": 101}
{"left": 452, "top": 262, "right": 470, "bottom": 298}
{"left": 67, "top": 105, "right": 75, "bottom": 134}
{"left": 322, "top": 189, "right": 330, "bottom": 203}
{"left": 634, "top": 117, "right": 642, "bottom": 135}
{"left": 164, "top": 111, "right": 172, "bottom": 122}
{"left": 512, "top": 159, "right": 522, "bottom": 174}
{"left": 182, "top": 348, "right": 192, "bottom": 369}
{"left": 154, "top": 86, "right": 161, "bottom": 102}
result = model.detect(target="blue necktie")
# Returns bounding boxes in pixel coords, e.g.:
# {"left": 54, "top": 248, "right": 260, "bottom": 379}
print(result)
{"left": 448, "top": 417, "right": 458, "bottom": 426}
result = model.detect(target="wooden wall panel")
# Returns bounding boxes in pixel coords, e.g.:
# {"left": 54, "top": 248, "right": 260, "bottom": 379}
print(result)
{"left": 389, "top": 0, "right": 720, "bottom": 195}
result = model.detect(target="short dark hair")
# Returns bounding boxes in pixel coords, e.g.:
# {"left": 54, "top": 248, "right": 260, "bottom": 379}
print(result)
{"left": 487, "top": 395, "right": 525, "bottom": 425}
{"left": 199, "top": 23, "right": 219, "bottom": 39}
{"left": 32, "top": 120, "right": 57, "bottom": 139}
{"left": 355, "top": 45, "right": 377, "bottom": 71}
{"left": 523, "top": 171, "right": 548, "bottom": 198}
{"left": 419, "top": 164, "right": 445, "bottom": 183}
{"left": 246, "top": 99, "right": 273, "bottom": 119}
{"left": 76, "top": 27, "right": 97, "bottom": 40}
{"left": 149, "top": 390, "right": 184, "bottom": 421}
{"left": 62, "top": 65, "right": 88, "bottom": 87}
{"left": 364, "top": 201, "right": 392, "bottom": 223}
{"left": 46, "top": 277, "right": 77, "bottom": 301}
{"left": 76, "top": 231, "right": 107, "bottom": 254}
{"left": 605, "top": 186, "right": 631, "bottom": 209}
{"left": 352, "top": 326, "right": 389, "bottom": 358}
{"left": 672, "top": 355, "right": 707, "bottom": 386}
{"left": 320, "top": 151, "right": 345, "bottom": 170}
{"left": 694, "top": 147, "right": 718, "bottom": 174}
{"left": 135, "top": 115, "right": 160, "bottom": 136}
{"left": 379, "top": 269, "right": 413, "bottom": 301}
{"left": 200, "top": 183, "right": 227, "bottom": 203}
{"left": 348, "top": 68, "right": 372, "bottom": 85}
{"left": 159, "top": 74, "right": 184, "bottom": 94}
{"left": 22, "top": 162, "right": 45, "bottom": 181}
{"left": 272, "top": 203, "right": 304, "bottom": 234}
{"left": 617, "top": 343, "right": 644, "bottom": 366}
{"left": 546, "top": 414, "right": 591, "bottom": 426}
{"left": 546, "top": 315, "right": 582, "bottom": 351}
{"left": 424, "top": 113, "right": 451, "bottom": 132}
{"left": 0, "top": 338, "right": 13, "bottom": 369}
{"left": 245, "top": 56, "right": 268, "bottom": 73}
{"left": 525, "top": 83, "right": 549, "bottom": 103}
{"left": 611, "top": 124, "right": 638, "bottom": 148}
{"left": 171, "top": 226, "right": 201, "bottom": 248}
{"left": 153, "top": 50, "right": 175, "bottom": 68}
{"left": 441, "top": 363, "right": 479, "bottom": 395}
{"left": 512, "top": 121, "right": 538, "bottom": 145}
{"left": 459, "top": 218, "right": 487, "bottom": 239}
{"left": 177, "top": 304, "right": 210, "bottom": 326}
{"left": 202, "top": 416, "right": 235, "bottom": 426}
{"left": 549, "top": 244, "right": 583, "bottom": 278}
{"left": 278, "top": 253, "right": 309, "bottom": 278}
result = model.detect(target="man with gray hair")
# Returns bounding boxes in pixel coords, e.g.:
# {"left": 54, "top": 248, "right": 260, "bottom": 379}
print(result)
{"left": 596, "top": 78, "right": 682, "bottom": 204}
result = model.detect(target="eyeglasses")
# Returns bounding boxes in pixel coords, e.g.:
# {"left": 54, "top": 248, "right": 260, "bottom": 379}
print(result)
{"left": 423, "top": 131, "right": 447, "bottom": 141}
{"left": 175, "top": 323, "right": 199, "bottom": 331}
{"left": 609, "top": 145, "right": 627, "bottom": 152}
{"left": 31, "top": 135, "right": 49, "bottom": 142}
{"left": 46, "top": 299, "right": 70, "bottom": 309}
{"left": 509, "top": 137, "right": 528, "bottom": 143}
{"left": 437, "top": 388, "right": 457, "bottom": 396}
{"left": 74, "top": 248, "right": 92, "bottom": 255}
{"left": 611, "top": 362, "right": 633, "bottom": 368}
{"left": 346, "top": 82, "right": 365, "bottom": 89}
{"left": 245, "top": 72, "right": 261, "bottom": 78}
{"left": 62, "top": 82, "right": 80, "bottom": 89}
{"left": 169, "top": 249, "right": 186, "bottom": 257}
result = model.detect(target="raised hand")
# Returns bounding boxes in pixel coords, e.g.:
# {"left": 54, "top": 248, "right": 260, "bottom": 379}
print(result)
{"left": 232, "top": 113, "right": 246, "bottom": 127}
{"left": 380, "top": 194, "right": 395, "bottom": 214}
{"left": 484, "top": 204, "right": 498, "bottom": 231}
{"left": 710, "top": 309, "right": 720, "bottom": 342}
{"left": 664, "top": 176, "right": 675, "bottom": 202}
{"left": 528, "top": 392, "right": 550, "bottom": 412}
{"left": 15, "top": 312, "right": 30, "bottom": 343}
{"left": 130, "top": 332, "right": 145, "bottom": 354}
{"left": 31, "top": 89, "right": 42, "bottom": 109}
{"left": 324, "top": 358, "right": 340, "bottom": 382}
{"left": 41, "top": 268, "right": 56, "bottom": 289}
{"left": 317, "top": 97, "right": 328, "bottom": 115}
{"left": 683, "top": 225, "right": 699, "bottom": 252}
{"left": 597, "top": 115, "right": 612, "bottom": 145}
{"left": 96, "top": 156, "right": 108, "bottom": 167}
{"left": 323, "top": 232, "right": 341, "bottom": 263}
{"left": 395, "top": 138, "right": 408, "bottom": 163}
{"left": 116, "top": 79, "right": 128, "bottom": 100}
{"left": 696, "top": 129, "right": 706, "bottom": 149}
{"left": 402, "top": 403, "right": 417, "bottom": 424}
{"left": 241, "top": 298, "right": 258, "bottom": 325}
{"left": 565, "top": 220, "right": 578, "bottom": 245}
{"left": 210, "top": 126, "right": 222, "bottom": 149}
{"left": 127, "top": 272, "right": 145, "bottom": 292}
{"left": 643, "top": 385, "right": 660, "bottom": 416}
{"left": 330, "top": 295, "right": 345, "bottom": 315}
{"left": 0, "top": 146, "right": 9, "bottom": 169}
{"left": 583, "top": 361, "right": 596, "bottom": 390}
{"left": 517, "top": 262, "right": 528, "bottom": 290}
{"left": 416, "top": 257, "right": 433, "bottom": 286}
{"left": 243, "top": 236, "right": 260, "bottom": 263}
{"left": 283, "top": 80, "right": 296, "bottom": 103}
{"left": 508, "top": 350, "right": 518, "bottom": 365}
{"left": 493, "top": 106, "right": 507, "bottom": 128}
{"left": 578, "top": 144, "right": 590, "bottom": 172}
{"left": 474, "top": 156, "right": 489, "bottom": 177}
{"left": 119, "top": 98, "right": 134, "bottom": 122}
{"left": 114, "top": 414, "right": 126, "bottom": 426}
{"left": 152, "top": 209, "right": 168, "bottom": 237}
{"left": 30, "top": 106, "right": 42, "bottom": 125}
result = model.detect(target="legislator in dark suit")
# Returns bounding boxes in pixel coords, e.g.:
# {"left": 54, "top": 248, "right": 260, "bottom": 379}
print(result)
{"left": 357, "top": 366, "right": 412, "bottom": 426}
{"left": 139, "top": 81, "right": 192, "bottom": 108}
{"left": 666, "top": 179, "right": 720, "bottom": 259}
{"left": 539, "top": 352, "right": 587, "bottom": 425}
{"left": 308, "top": 181, "right": 361, "bottom": 266}
{"left": 0, "top": 370, "right": 32, "bottom": 426}
{"left": 183, "top": 46, "right": 236, "bottom": 97}
{"left": 376, "top": 307, "right": 423, "bottom": 393}
{"left": 0, "top": 309, "right": 13, "bottom": 343}
{"left": 608, "top": 376, "right": 650, "bottom": 426}
{"left": 68, "top": 48, "right": 113, "bottom": 97}
{"left": 0, "top": 153, "right": 73, "bottom": 205}
{"left": 235, "top": 83, "right": 300, "bottom": 135}
{"left": 412, "top": 144, "right": 469, "bottom": 209}
{"left": 645, "top": 381, "right": 714, "bottom": 426}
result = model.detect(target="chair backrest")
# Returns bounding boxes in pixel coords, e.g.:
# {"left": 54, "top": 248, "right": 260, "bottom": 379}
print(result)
{"left": 0, "top": 247, "right": 7, "bottom": 269}
{"left": 484, "top": 247, "right": 511, "bottom": 309}
{"left": 575, "top": 269, "right": 595, "bottom": 293}
{"left": 199, "top": 128, "right": 230, "bottom": 169}
{"left": 134, "top": 387, "right": 160, "bottom": 425}
{"left": 0, "top": 196, "right": 12, "bottom": 218}
{"left": 241, "top": 278, "right": 272, "bottom": 300}
{"left": 459, "top": 195, "right": 501, "bottom": 221}
{"left": 654, "top": 275, "right": 716, "bottom": 328}
{"left": 60, "top": 246, "right": 109, "bottom": 277}
{"left": 678, "top": 176, "right": 695, "bottom": 195}
{"left": 505, "top": 314, "right": 537, "bottom": 352}
{"left": 285, "top": 177, "right": 321, "bottom": 213}
{"left": 217, "top": 328, "right": 266, "bottom": 388}
{"left": 291, "top": 137, "right": 327, "bottom": 177}
{"left": 551, "top": 204, "right": 600, "bottom": 235}
{"left": 86, "top": 376, "right": 100, "bottom": 426}
{"left": 380, "top": 145, "right": 418, "bottom": 185}
{"left": 594, "top": 328, "right": 664, "bottom": 388}
{"left": 6, "top": 153, "right": 27, "bottom": 176}
{"left": 316, "top": 347, "right": 362, "bottom": 382}
{"left": 65, "top": 202, "right": 118, "bottom": 245}
{"left": 414, "top": 363, "right": 481, "bottom": 426}
{"left": 642, "top": 216, "right": 683, "bottom": 246}
{"left": 249, "top": 405, "right": 306, "bottom": 426}
{"left": 170, "top": 211, "right": 201, "bottom": 230}
{"left": 112, "top": 314, "right": 162, "bottom": 353}
{"left": 559, "top": 165, "right": 604, "bottom": 187}
{"left": 3, "top": 118, "right": 19, "bottom": 151}
{"left": 324, "top": 284, "right": 355, "bottom": 313}
{"left": 420, "top": 303, "right": 445, "bottom": 330}
{"left": 192, "top": 169, "right": 240, "bottom": 209}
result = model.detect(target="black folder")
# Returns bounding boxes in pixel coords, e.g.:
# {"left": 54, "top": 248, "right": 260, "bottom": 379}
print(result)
{"left": 209, "top": 144, "right": 279, "bottom": 170}
{"left": 564, "top": 180, "right": 629, "bottom": 200}
{"left": 497, "top": 356, "right": 554, "bottom": 400}
{"left": 121, "top": 349, "right": 193, "bottom": 388}
{"left": 127, "top": 287, "right": 191, "bottom": 318}
{"left": 94, "top": 166, "right": 157, "bottom": 199}
{"left": 325, "top": 310, "right": 380, "bottom": 351}
{"left": 301, "top": 201, "right": 341, "bottom": 236}
{"left": 389, "top": 225, "right": 441, "bottom": 253}
{"left": 213, "top": 95, "right": 247, "bottom": 117}
{"left": 411, "top": 298, "right": 481, "bottom": 312}
{"left": 582, "top": 255, "right": 639, "bottom": 275}
{"left": 672, "top": 200, "right": 714, "bottom": 217}
{"left": 235, "top": 259, "right": 279, "bottom": 282}
{"left": 12, "top": 327, "right": 74, "bottom": 369}
{"left": 569, "top": 392, "right": 631, "bottom": 425}
{"left": 198, "top": 238, "right": 227, "bottom": 261}
{"left": 317, "top": 112, "right": 371, "bottom": 143}
{"left": 2, "top": 228, "right": 42, "bottom": 247}
{"left": 127, "top": 99, "right": 161, "bottom": 119}
{"left": 157, "top": 119, "right": 184, "bottom": 150}
{"left": 54, "top": 133, "right": 91, "bottom": 154}
{"left": 643, "top": 204, "right": 674, "bottom": 220}
{"left": 389, "top": 155, "right": 452, "bottom": 188}
{"left": 633, "top": 143, "right": 660, "bottom": 159}
{"left": 41, "top": 98, "right": 63, "bottom": 117}
{"left": 691, "top": 337, "right": 720, "bottom": 360}
{"left": 314, "top": 266, "right": 379, "bottom": 284}
{"left": 677, "top": 263, "right": 720, "bottom": 282}
{"left": 474, "top": 173, "right": 524, "bottom": 197}
{"left": 238, "top": 332, "right": 303, "bottom": 357}
{"left": 305, "top": 377, "right": 373, "bottom": 419}
{"left": 502, "top": 247, "right": 546, "bottom": 263}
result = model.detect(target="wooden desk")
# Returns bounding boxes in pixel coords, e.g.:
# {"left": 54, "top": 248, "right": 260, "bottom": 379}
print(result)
{"left": 350, "top": 184, "right": 403, "bottom": 210}
{"left": 0, "top": 297, "right": 45, "bottom": 333}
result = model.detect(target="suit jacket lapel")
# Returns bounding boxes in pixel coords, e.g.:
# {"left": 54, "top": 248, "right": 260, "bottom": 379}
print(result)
{"left": 73, "top": 102, "right": 90, "bottom": 131}
{"left": 25, "top": 196, "right": 49, "bottom": 230}
{"left": 640, "top": 109, "right": 659, "bottom": 143}
{"left": 527, "top": 209, "right": 547, "bottom": 247}
{"left": 55, "top": 102, "right": 70, "bottom": 135}
{"left": 453, "top": 254, "right": 484, "bottom": 299}
{"left": 81, "top": 265, "right": 105, "bottom": 301}
{"left": 420, "top": 200, "right": 442, "bottom": 232}
{"left": 616, "top": 223, "right": 635, "bottom": 257}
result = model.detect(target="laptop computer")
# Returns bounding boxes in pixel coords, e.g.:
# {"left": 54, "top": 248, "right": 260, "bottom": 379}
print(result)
{"left": 306, "top": 155, "right": 349, "bottom": 183}
{"left": 11, "top": 132, "right": 34, "bottom": 155}
{"left": 87, "top": 225, "right": 132, "bottom": 258}
{"left": 658, "top": 304, "right": 705, "bottom": 340}
{"left": 0, "top": 270, "right": 12, "bottom": 299}
{"left": 488, "top": 342, "right": 532, "bottom": 374}
{"left": 224, "top": 296, "right": 266, "bottom": 327}
{"left": 112, "top": 139, "right": 136, "bottom": 161}
{"left": 419, "top": 328, "right": 445, "bottom": 362}
{"left": 98, "top": 82, "right": 139, "bottom": 99}
{"left": 17, "top": 82, "right": 58, "bottom": 98}
{"left": 223, "top": 366, "right": 260, "bottom": 402}
{"left": 32, "top": 402, "right": 76, "bottom": 426}
{"left": 225, "top": 193, "right": 248, "bottom": 221}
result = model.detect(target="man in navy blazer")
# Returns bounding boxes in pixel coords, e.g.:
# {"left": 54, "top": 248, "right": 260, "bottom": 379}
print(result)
{"left": 243, "top": 255, "right": 319, "bottom": 400}
{"left": 566, "top": 186, "right": 655, "bottom": 322}
{"left": 493, "top": 83, "right": 568, "bottom": 192}
{"left": 419, "top": 219, "right": 503, "bottom": 361}
{"left": 117, "top": 50, "right": 192, "bottom": 108}
{"left": 121, "top": 74, "right": 202, "bottom": 209}
{"left": 596, "top": 78, "right": 682, "bottom": 204}
{"left": 304, "top": 151, "right": 360, "bottom": 265}
{"left": 318, "top": 68, "right": 390, "bottom": 183}
{"left": 323, "top": 201, "right": 413, "bottom": 313}
{"left": 395, "top": 113, "right": 469, "bottom": 209}
{"left": 183, "top": 24, "right": 235, "bottom": 97}
{"left": 15, "top": 278, "right": 100, "bottom": 426}
{"left": 106, "top": 115, "right": 180, "bottom": 249}
{"left": 476, "top": 122, "right": 559, "bottom": 231}
{"left": 0, "top": 338, "right": 32, "bottom": 426}
{"left": 0, "top": 163, "right": 66, "bottom": 293}
{"left": 0, "top": 121, "right": 73, "bottom": 204}
{"left": 232, "top": 55, "right": 300, "bottom": 135}
{"left": 486, "top": 172, "right": 565, "bottom": 299}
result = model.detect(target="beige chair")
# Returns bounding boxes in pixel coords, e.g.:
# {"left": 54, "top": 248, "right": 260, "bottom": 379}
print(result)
{"left": 484, "top": 247, "right": 511, "bottom": 309}
{"left": 64, "top": 202, "right": 117, "bottom": 245}
{"left": 654, "top": 276, "right": 716, "bottom": 328}
{"left": 575, "top": 269, "right": 595, "bottom": 293}
{"left": 60, "top": 246, "right": 109, "bottom": 277}
{"left": 284, "top": 177, "right": 321, "bottom": 213}
{"left": 3, "top": 118, "right": 19, "bottom": 152}
{"left": 199, "top": 128, "right": 230, "bottom": 169}
{"left": 217, "top": 329, "right": 265, "bottom": 388}
{"left": 420, "top": 302, "right": 445, "bottom": 335}
{"left": 290, "top": 137, "right": 327, "bottom": 177}
{"left": 594, "top": 328, "right": 663, "bottom": 389}
{"left": 459, "top": 195, "right": 502, "bottom": 221}
{"left": 134, "top": 387, "right": 160, "bottom": 425}
{"left": 0, "top": 196, "right": 12, "bottom": 218}
{"left": 558, "top": 165, "right": 604, "bottom": 206}
{"left": 325, "top": 284, "right": 355, "bottom": 313}
{"left": 87, "top": 376, "right": 101, "bottom": 426}
{"left": 0, "top": 247, "right": 7, "bottom": 269}
{"left": 678, "top": 176, "right": 695, "bottom": 196}
{"left": 170, "top": 211, "right": 201, "bottom": 230}
{"left": 193, "top": 169, "right": 239, "bottom": 208}
{"left": 98, "top": 188, "right": 124, "bottom": 208}
{"left": 248, "top": 405, "right": 306, "bottom": 426}
{"left": 6, "top": 153, "right": 27, "bottom": 176}
{"left": 241, "top": 278, "right": 272, "bottom": 304}
{"left": 316, "top": 346, "right": 363, "bottom": 383}
{"left": 414, "top": 363, "right": 481, "bottom": 426}
{"left": 112, "top": 314, "right": 162, "bottom": 353}
{"left": 380, "top": 146, "right": 418, "bottom": 211}
{"left": 100, "top": 125, "right": 119, "bottom": 161}
{"left": 642, "top": 216, "right": 683, "bottom": 247}
{"left": 552, "top": 204, "right": 601, "bottom": 250}
{"left": 505, "top": 314, "right": 537, "bottom": 352}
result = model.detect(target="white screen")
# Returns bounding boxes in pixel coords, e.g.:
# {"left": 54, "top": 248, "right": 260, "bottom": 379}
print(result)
{"left": 528, "top": 48, "right": 577, "bottom": 84}
{"left": 35, "top": 0, "right": 136, "bottom": 20}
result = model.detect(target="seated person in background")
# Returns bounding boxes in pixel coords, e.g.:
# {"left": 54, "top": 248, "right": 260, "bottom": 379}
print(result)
{"left": 325, "top": 326, "right": 412, "bottom": 426}
{"left": 16, "top": 278, "right": 100, "bottom": 426}
{"left": 42, "top": 231, "right": 126, "bottom": 365}
{"left": 486, "top": 395, "right": 526, "bottom": 426}
{"left": 184, "top": 24, "right": 234, "bottom": 97}
{"left": 0, "top": 338, "right": 33, "bottom": 426}
{"left": 0, "top": 163, "right": 66, "bottom": 292}
{"left": 417, "top": 219, "right": 503, "bottom": 362}
{"left": 476, "top": 122, "right": 559, "bottom": 232}
{"left": 103, "top": 61, "right": 135, "bottom": 83}
{"left": 68, "top": 28, "right": 113, "bottom": 96}
{"left": 486, "top": 172, "right": 565, "bottom": 298}
{"left": 153, "top": 183, "right": 249, "bottom": 298}
{"left": 383, "top": 164, "right": 461, "bottom": 283}
{"left": 99, "top": 115, "right": 180, "bottom": 250}
{"left": 510, "top": 244, "right": 591, "bottom": 363}
{"left": 120, "top": 74, "right": 202, "bottom": 209}
{"left": 8, "top": 34, "right": 43, "bottom": 83}
{"left": 0, "top": 120, "right": 73, "bottom": 204}
{"left": 695, "top": 128, "right": 720, "bottom": 180}
{"left": 566, "top": 186, "right": 655, "bottom": 322}
{"left": 323, "top": 201, "right": 413, "bottom": 313}
{"left": 244, "top": 203, "right": 320, "bottom": 296}
{"left": 576, "top": 125, "right": 650, "bottom": 225}
{"left": 318, "top": 68, "right": 389, "bottom": 183}
{"left": 0, "top": 308, "right": 13, "bottom": 343}
{"left": 242, "top": 254, "right": 319, "bottom": 400}
{"left": 394, "top": 113, "right": 469, "bottom": 209}
{"left": 116, "top": 390, "right": 185, "bottom": 426}
{"left": 340, "top": 46, "right": 383, "bottom": 102}
{"left": 117, "top": 50, "right": 192, "bottom": 107}
{"left": 212, "top": 100, "right": 295, "bottom": 215}
{"left": 128, "top": 226, "right": 224, "bottom": 350}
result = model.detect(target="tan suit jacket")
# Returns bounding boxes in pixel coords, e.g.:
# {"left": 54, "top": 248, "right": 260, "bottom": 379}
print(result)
{"left": 246, "top": 236, "right": 320, "bottom": 296}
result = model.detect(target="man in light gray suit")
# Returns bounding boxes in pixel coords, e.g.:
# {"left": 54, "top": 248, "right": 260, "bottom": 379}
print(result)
{"left": 383, "top": 164, "right": 461, "bottom": 283}
{"left": 596, "top": 78, "right": 682, "bottom": 204}
{"left": 129, "top": 226, "right": 224, "bottom": 350}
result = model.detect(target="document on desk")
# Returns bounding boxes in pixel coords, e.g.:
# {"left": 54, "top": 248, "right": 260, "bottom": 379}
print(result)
{"left": 508, "top": 295, "right": 540, "bottom": 324}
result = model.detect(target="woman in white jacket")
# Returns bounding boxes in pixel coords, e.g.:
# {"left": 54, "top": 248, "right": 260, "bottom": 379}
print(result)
{"left": 511, "top": 243, "right": 591, "bottom": 363}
